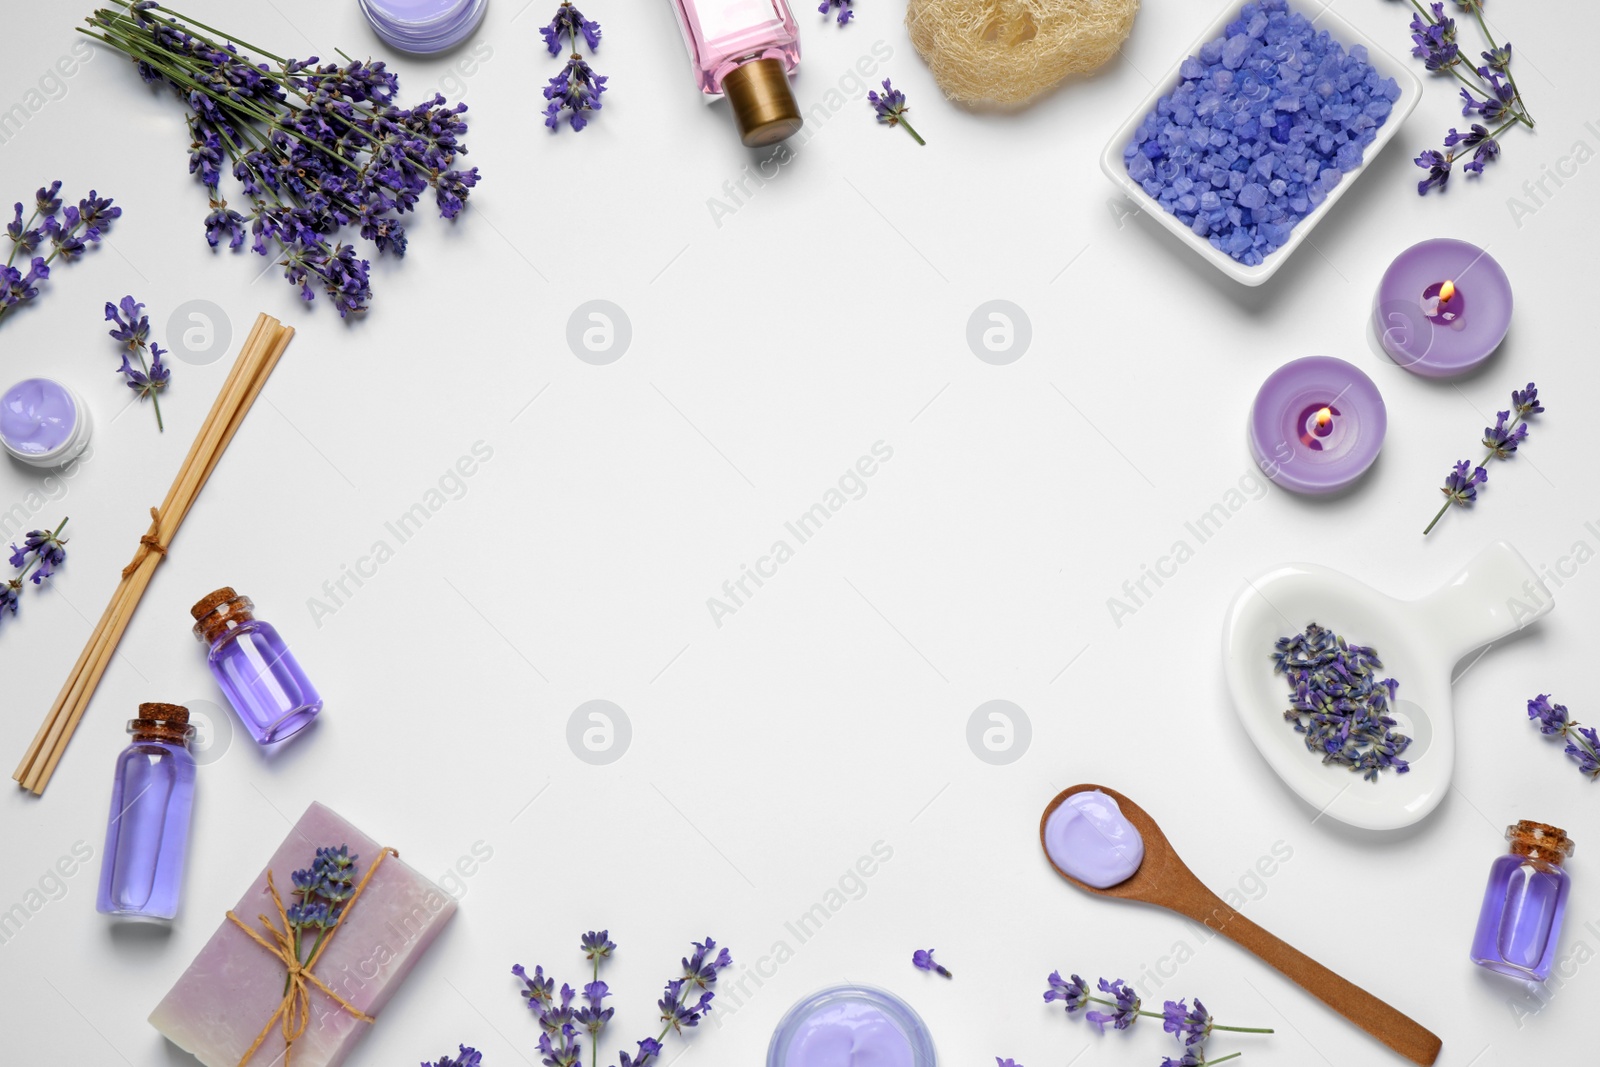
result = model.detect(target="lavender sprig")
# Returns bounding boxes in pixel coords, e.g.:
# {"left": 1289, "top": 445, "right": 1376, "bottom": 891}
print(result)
{"left": 1043, "top": 973, "right": 1272, "bottom": 1041}
{"left": 541, "top": 3, "right": 606, "bottom": 131}
{"left": 912, "top": 948, "right": 952, "bottom": 978}
{"left": 514, "top": 934, "right": 728, "bottom": 1067}
{"left": 1527, "top": 695, "right": 1600, "bottom": 780}
{"left": 425, "top": 1047, "right": 483, "bottom": 1067}
{"left": 3, "top": 517, "right": 69, "bottom": 634}
{"left": 81, "top": 2, "right": 480, "bottom": 315}
{"left": 1393, "top": 0, "right": 1532, "bottom": 192}
{"left": 1274, "top": 622, "right": 1411, "bottom": 781}
{"left": 867, "top": 79, "right": 925, "bottom": 145}
{"left": 818, "top": 0, "right": 854, "bottom": 26}
{"left": 105, "top": 295, "right": 170, "bottom": 431}
{"left": 2, "top": 182, "right": 120, "bottom": 329}
{"left": 1423, "top": 381, "right": 1543, "bottom": 534}
{"left": 284, "top": 845, "right": 358, "bottom": 993}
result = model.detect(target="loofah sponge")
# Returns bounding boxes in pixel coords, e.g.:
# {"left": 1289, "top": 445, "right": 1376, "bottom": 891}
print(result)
{"left": 906, "top": 0, "right": 1141, "bottom": 106}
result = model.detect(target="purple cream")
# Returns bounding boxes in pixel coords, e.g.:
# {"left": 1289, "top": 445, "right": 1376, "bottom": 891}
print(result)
{"left": 1044, "top": 790, "right": 1145, "bottom": 889}
{"left": 1, "top": 377, "right": 91, "bottom": 466}
{"left": 768, "top": 987, "right": 935, "bottom": 1067}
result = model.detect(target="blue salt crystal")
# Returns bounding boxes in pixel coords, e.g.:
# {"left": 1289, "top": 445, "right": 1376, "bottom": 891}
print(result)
{"left": 1124, "top": 0, "right": 1394, "bottom": 263}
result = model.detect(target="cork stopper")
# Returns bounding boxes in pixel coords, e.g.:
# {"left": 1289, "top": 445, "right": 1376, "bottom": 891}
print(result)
{"left": 129, "top": 702, "right": 195, "bottom": 745}
{"left": 192, "top": 586, "right": 254, "bottom": 644}
{"left": 1506, "top": 820, "right": 1574, "bottom": 865}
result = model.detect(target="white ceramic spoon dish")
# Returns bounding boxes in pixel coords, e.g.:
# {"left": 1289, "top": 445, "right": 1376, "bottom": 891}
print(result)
{"left": 1223, "top": 542, "right": 1551, "bottom": 830}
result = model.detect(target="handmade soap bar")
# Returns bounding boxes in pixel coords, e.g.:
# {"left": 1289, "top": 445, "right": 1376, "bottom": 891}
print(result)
{"left": 149, "top": 802, "right": 456, "bottom": 1067}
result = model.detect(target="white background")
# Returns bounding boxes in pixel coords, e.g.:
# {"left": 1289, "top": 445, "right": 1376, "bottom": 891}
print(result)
{"left": 2, "top": 1, "right": 1596, "bottom": 1065}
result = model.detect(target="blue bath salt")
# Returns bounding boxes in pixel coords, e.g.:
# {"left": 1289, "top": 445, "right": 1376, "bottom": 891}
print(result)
{"left": 1124, "top": 0, "right": 1400, "bottom": 265}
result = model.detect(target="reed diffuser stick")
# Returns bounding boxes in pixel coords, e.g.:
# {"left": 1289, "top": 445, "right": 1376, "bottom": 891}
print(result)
{"left": 13, "top": 313, "right": 293, "bottom": 796}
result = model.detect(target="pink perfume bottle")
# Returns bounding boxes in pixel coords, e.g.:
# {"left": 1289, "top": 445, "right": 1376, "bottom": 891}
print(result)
{"left": 669, "top": 0, "right": 803, "bottom": 146}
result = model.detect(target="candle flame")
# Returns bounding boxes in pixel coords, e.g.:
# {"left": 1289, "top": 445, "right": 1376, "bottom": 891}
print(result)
{"left": 1439, "top": 279, "right": 1456, "bottom": 303}
{"left": 1315, "top": 407, "right": 1333, "bottom": 429}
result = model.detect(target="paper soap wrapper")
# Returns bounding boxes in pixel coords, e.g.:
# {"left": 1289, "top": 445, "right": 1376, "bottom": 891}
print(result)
{"left": 149, "top": 801, "right": 456, "bottom": 1067}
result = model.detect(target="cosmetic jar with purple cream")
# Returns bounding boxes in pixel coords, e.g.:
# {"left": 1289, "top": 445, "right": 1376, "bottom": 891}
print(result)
{"left": 1, "top": 378, "right": 92, "bottom": 468}
{"left": 358, "top": 0, "right": 488, "bottom": 54}
{"left": 768, "top": 985, "right": 936, "bottom": 1067}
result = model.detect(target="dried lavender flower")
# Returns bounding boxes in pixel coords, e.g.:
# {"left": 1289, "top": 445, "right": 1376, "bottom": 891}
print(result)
{"left": 1044, "top": 972, "right": 1271, "bottom": 1062}
{"left": 542, "top": 2, "right": 602, "bottom": 53}
{"left": 912, "top": 948, "right": 952, "bottom": 978}
{"left": 867, "top": 79, "right": 925, "bottom": 145}
{"left": 426, "top": 1046, "right": 483, "bottom": 1067}
{"left": 540, "top": 2, "right": 606, "bottom": 132}
{"left": 513, "top": 934, "right": 729, "bottom": 1067}
{"left": 106, "top": 295, "right": 170, "bottom": 431}
{"left": 1395, "top": 0, "right": 1532, "bottom": 192}
{"left": 1424, "top": 381, "right": 1543, "bottom": 534}
{"left": 2, "top": 517, "right": 68, "bottom": 635}
{"left": 1273, "top": 622, "right": 1411, "bottom": 782}
{"left": 1526, "top": 695, "right": 1600, "bottom": 780}
{"left": 818, "top": 0, "right": 854, "bottom": 25}
{"left": 2, "top": 183, "right": 119, "bottom": 328}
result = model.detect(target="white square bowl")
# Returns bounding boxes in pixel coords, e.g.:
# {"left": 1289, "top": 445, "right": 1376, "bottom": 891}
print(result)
{"left": 1100, "top": 0, "right": 1422, "bottom": 286}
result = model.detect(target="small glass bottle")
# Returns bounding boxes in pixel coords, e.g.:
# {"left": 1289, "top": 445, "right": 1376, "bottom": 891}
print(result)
{"left": 97, "top": 703, "right": 197, "bottom": 920}
{"left": 669, "top": 0, "right": 803, "bottom": 146}
{"left": 1469, "top": 820, "right": 1574, "bottom": 981}
{"left": 192, "top": 587, "right": 322, "bottom": 745}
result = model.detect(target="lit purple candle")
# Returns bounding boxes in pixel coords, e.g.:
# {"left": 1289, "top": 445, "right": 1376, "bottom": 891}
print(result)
{"left": 1373, "top": 238, "right": 1512, "bottom": 378}
{"left": 1249, "top": 356, "right": 1387, "bottom": 495}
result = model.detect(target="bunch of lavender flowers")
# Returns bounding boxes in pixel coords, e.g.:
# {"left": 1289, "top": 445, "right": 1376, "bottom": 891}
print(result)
{"left": 424, "top": 1047, "right": 483, "bottom": 1067}
{"left": 105, "top": 295, "right": 171, "bottom": 431}
{"left": 513, "top": 934, "right": 730, "bottom": 1067}
{"left": 542, "top": 3, "right": 606, "bottom": 131}
{"left": 867, "top": 79, "right": 925, "bottom": 145}
{"left": 2, "top": 182, "right": 120, "bottom": 329}
{"left": 1527, "top": 695, "right": 1600, "bottom": 780}
{"left": 1044, "top": 973, "right": 1270, "bottom": 1066}
{"left": 1424, "top": 382, "right": 1543, "bottom": 534}
{"left": 285, "top": 845, "right": 359, "bottom": 983}
{"left": 1273, "top": 622, "right": 1411, "bottom": 781}
{"left": 819, "top": 0, "right": 854, "bottom": 26}
{"left": 1394, "top": 1, "right": 1532, "bottom": 193}
{"left": 81, "top": 2, "right": 481, "bottom": 316}
{"left": 3, "top": 518, "right": 69, "bottom": 634}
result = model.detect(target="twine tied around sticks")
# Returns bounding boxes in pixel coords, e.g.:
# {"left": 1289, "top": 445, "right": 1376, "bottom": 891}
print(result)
{"left": 120, "top": 506, "right": 170, "bottom": 579}
{"left": 224, "top": 847, "right": 397, "bottom": 1066}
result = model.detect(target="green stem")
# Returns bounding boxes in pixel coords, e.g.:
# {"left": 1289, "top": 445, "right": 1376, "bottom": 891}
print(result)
{"left": 102, "top": 1, "right": 290, "bottom": 65}
{"left": 898, "top": 118, "right": 925, "bottom": 146}
{"left": 1210, "top": 1024, "right": 1276, "bottom": 1034}
{"left": 1201, "top": 1056, "right": 1242, "bottom": 1067}
{"left": 134, "top": 345, "right": 165, "bottom": 431}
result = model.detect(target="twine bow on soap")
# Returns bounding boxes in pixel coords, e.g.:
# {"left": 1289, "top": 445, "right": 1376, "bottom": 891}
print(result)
{"left": 225, "top": 847, "right": 397, "bottom": 1067}
{"left": 120, "top": 506, "right": 170, "bottom": 579}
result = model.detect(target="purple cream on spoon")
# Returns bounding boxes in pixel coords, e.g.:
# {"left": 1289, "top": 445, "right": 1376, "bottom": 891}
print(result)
{"left": 1042, "top": 789, "right": 1145, "bottom": 888}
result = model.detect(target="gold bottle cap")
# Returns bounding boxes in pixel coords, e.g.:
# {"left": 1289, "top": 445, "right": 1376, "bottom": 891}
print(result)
{"left": 723, "top": 58, "right": 803, "bottom": 148}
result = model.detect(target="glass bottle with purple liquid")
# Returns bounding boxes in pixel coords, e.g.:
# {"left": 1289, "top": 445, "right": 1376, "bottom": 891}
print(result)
{"left": 1470, "top": 820, "right": 1574, "bottom": 981}
{"left": 97, "top": 703, "right": 196, "bottom": 920}
{"left": 192, "top": 587, "right": 322, "bottom": 746}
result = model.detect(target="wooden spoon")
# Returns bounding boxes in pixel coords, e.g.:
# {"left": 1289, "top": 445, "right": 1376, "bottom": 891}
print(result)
{"left": 1041, "top": 784, "right": 1441, "bottom": 1066}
